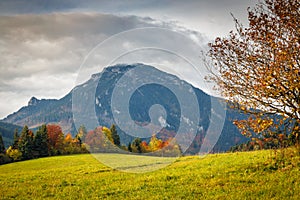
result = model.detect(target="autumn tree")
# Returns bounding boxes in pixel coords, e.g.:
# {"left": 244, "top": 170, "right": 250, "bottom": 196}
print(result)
{"left": 207, "top": 0, "right": 300, "bottom": 141}
{"left": 102, "top": 126, "right": 113, "bottom": 143}
{"left": 63, "top": 133, "right": 74, "bottom": 154}
{"left": 64, "top": 133, "right": 73, "bottom": 144}
{"left": 6, "top": 146, "right": 22, "bottom": 161}
{"left": 149, "top": 134, "right": 163, "bottom": 151}
{"left": 47, "top": 124, "right": 64, "bottom": 155}
{"left": 85, "top": 127, "right": 110, "bottom": 152}
{"left": 140, "top": 141, "right": 150, "bottom": 153}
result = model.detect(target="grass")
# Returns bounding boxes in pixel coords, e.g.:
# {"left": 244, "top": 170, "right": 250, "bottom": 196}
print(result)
{"left": 0, "top": 149, "right": 299, "bottom": 199}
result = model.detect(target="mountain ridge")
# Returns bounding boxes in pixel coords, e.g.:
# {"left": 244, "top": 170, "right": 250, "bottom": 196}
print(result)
{"left": 1, "top": 63, "right": 249, "bottom": 153}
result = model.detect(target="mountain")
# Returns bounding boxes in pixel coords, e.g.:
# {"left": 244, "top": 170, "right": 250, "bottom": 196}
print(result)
{"left": 1, "top": 63, "right": 249, "bottom": 153}
{"left": 2, "top": 94, "right": 75, "bottom": 134}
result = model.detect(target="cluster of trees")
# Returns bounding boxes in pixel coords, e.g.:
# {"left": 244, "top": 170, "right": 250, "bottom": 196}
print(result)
{"left": 83, "top": 125, "right": 181, "bottom": 156}
{"left": 0, "top": 124, "right": 88, "bottom": 165}
{"left": 83, "top": 125, "right": 120, "bottom": 152}
{"left": 127, "top": 135, "right": 181, "bottom": 156}
{"left": 0, "top": 123, "right": 182, "bottom": 164}
{"left": 230, "top": 132, "right": 299, "bottom": 152}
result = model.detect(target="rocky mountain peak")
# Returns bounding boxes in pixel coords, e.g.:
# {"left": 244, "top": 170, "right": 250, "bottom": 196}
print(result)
{"left": 28, "top": 97, "right": 39, "bottom": 106}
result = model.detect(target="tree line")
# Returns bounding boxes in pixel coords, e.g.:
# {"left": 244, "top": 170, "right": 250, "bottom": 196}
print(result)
{"left": 0, "top": 123, "right": 182, "bottom": 165}
{"left": 0, "top": 124, "right": 89, "bottom": 164}
{"left": 80, "top": 125, "right": 181, "bottom": 156}
{"left": 230, "top": 131, "right": 299, "bottom": 152}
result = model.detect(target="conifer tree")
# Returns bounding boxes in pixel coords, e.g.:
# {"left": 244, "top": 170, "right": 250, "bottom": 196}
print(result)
{"left": 34, "top": 124, "right": 49, "bottom": 157}
{"left": 132, "top": 138, "right": 142, "bottom": 153}
{"left": 127, "top": 142, "right": 132, "bottom": 152}
{"left": 110, "top": 124, "right": 120, "bottom": 146}
{"left": 0, "top": 134, "right": 5, "bottom": 153}
{"left": 12, "top": 128, "right": 19, "bottom": 149}
{"left": 18, "top": 125, "right": 34, "bottom": 160}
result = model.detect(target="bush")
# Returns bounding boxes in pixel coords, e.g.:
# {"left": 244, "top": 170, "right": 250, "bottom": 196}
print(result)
{"left": 6, "top": 146, "right": 22, "bottom": 161}
{"left": 0, "top": 153, "right": 12, "bottom": 164}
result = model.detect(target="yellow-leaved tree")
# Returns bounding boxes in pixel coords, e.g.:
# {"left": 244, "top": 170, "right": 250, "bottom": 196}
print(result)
{"left": 206, "top": 0, "right": 299, "bottom": 142}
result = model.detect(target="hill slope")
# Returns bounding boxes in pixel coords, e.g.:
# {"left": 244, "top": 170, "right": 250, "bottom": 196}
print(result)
{"left": 0, "top": 150, "right": 299, "bottom": 199}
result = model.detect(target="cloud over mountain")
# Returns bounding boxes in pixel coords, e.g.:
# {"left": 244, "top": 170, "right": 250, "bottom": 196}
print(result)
{"left": 0, "top": 13, "right": 208, "bottom": 119}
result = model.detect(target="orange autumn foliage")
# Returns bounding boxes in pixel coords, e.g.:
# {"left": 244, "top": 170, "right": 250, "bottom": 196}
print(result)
{"left": 207, "top": 0, "right": 300, "bottom": 138}
{"left": 46, "top": 124, "right": 64, "bottom": 153}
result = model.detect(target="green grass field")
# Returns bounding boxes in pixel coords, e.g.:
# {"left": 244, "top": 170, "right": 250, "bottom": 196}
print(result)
{"left": 0, "top": 149, "right": 299, "bottom": 199}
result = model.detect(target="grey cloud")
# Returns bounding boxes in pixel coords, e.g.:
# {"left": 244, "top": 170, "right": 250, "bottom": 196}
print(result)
{"left": 0, "top": 13, "right": 158, "bottom": 118}
{"left": 0, "top": 13, "right": 152, "bottom": 40}
{"left": 0, "top": 13, "right": 160, "bottom": 79}
{"left": 0, "top": 0, "right": 76, "bottom": 15}
{"left": 0, "top": 0, "right": 256, "bottom": 120}
{"left": 0, "top": 0, "right": 169, "bottom": 15}
{"left": 0, "top": 0, "right": 255, "bottom": 39}
{"left": 0, "top": 12, "right": 208, "bottom": 119}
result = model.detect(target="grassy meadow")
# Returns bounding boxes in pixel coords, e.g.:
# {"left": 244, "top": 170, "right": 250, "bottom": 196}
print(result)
{"left": 0, "top": 149, "right": 299, "bottom": 199}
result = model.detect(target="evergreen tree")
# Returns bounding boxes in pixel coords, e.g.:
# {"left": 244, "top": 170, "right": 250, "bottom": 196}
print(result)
{"left": 127, "top": 142, "right": 132, "bottom": 152}
{"left": 75, "top": 134, "right": 82, "bottom": 147}
{"left": 18, "top": 125, "right": 34, "bottom": 160}
{"left": 110, "top": 124, "right": 120, "bottom": 146}
{"left": 0, "top": 134, "right": 5, "bottom": 153}
{"left": 33, "top": 124, "right": 49, "bottom": 157}
{"left": 12, "top": 128, "right": 19, "bottom": 149}
{"left": 132, "top": 138, "right": 142, "bottom": 153}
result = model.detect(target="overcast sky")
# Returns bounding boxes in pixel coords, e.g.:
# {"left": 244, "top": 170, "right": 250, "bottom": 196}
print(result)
{"left": 0, "top": 0, "right": 257, "bottom": 119}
